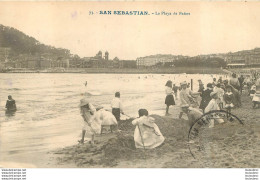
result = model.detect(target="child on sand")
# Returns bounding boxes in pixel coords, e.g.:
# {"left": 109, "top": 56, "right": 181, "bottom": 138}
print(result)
{"left": 132, "top": 109, "right": 165, "bottom": 149}
{"left": 250, "top": 84, "right": 256, "bottom": 98}
{"left": 179, "top": 81, "right": 200, "bottom": 119}
{"left": 79, "top": 98, "right": 101, "bottom": 144}
{"left": 111, "top": 92, "right": 124, "bottom": 121}
{"left": 165, "top": 80, "right": 175, "bottom": 115}
{"left": 182, "top": 105, "right": 203, "bottom": 128}
{"left": 205, "top": 91, "right": 224, "bottom": 128}
{"left": 223, "top": 85, "right": 235, "bottom": 114}
{"left": 172, "top": 84, "right": 179, "bottom": 100}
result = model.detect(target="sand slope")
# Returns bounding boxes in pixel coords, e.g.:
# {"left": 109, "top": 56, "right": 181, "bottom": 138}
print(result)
{"left": 51, "top": 93, "right": 260, "bottom": 168}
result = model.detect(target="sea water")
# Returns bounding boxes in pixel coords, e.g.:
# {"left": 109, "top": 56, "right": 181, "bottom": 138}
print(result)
{"left": 0, "top": 73, "right": 225, "bottom": 166}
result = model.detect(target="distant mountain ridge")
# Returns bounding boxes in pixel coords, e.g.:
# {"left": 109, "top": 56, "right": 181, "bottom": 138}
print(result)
{"left": 0, "top": 24, "right": 259, "bottom": 68}
{"left": 0, "top": 24, "right": 72, "bottom": 61}
{"left": 138, "top": 48, "right": 260, "bottom": 61}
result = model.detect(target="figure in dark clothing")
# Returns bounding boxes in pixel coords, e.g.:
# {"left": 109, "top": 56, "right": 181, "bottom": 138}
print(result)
{"left": 111, "top": 92, "right": 124, "bottom": 121}
{"left": 6, "top": 95, "right": 16, "bottom": 111}
{"left": 229, "top": 73, "right": 240, "bottom": 91}
{"left": 198, "top": 79, "right": 204, "bottom": 94}
{"left": 199, "top": 83, "right": 213, "bottom": 112}
{"left": 238, "top": 75, "right": 244, "bottom": 93}
{"left": 218, "top": 77, "right": 223, "bottom": 84}
{"left": 165, "top": 80, "right": 175, "bottom": 115}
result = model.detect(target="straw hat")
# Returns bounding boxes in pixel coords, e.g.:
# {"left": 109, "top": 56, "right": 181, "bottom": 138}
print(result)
{"left": 79, "top": 98, "right": 89, "bottom": 107}
{"left": 210, "top": 91, "right": 218, "bottom": 97}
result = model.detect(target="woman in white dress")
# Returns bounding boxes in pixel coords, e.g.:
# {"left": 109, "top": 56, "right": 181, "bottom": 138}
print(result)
{"left": 79, "top": 98, "right": 102, "bottom": 144}
{"left": 205, "top": 91, "right": 224, "bottom": 128}
{"left": 132, "top": 109, "right": 165, "bottom": 149}
{"left": 95, "top": 109, "right": 118, "bottom": 133}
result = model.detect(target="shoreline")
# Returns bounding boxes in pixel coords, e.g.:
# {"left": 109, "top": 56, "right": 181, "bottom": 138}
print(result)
{"left": 1, "top": 93, "right": 259, "bottom": 168}
{"left": 47, "top": 93, "right": 259, "bottom": 168}
{"left": 1, "top": 67, "right": 227, "bottom": 74}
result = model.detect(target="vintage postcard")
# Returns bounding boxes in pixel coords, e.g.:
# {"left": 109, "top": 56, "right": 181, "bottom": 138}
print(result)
{"left": 0, "top": 2, "right": 259, "bottom": 169}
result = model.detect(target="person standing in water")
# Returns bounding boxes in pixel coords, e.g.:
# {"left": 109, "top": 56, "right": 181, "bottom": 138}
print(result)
{"left": 165, "top": 80, "right": 175, "bottom": 116}
{"left": 111, "top": 92, "right": 124, "bottom": 121}
{"left": 5, "top": 95, "right": 17, "bottom": 111}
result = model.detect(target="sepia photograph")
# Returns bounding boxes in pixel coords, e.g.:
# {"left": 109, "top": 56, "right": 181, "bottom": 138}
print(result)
{"left": 0, "top": 2, "right": 259, "bottom": 170}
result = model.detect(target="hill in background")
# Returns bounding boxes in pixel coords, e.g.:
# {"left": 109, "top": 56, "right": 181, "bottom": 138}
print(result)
{"left": 0, "top": 24, "right": 72, "bottom": 62}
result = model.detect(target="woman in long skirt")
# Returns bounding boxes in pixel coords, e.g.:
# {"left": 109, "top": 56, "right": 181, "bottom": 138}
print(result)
{"left": 165, "top": 80, "right": 175, "bottom": 115}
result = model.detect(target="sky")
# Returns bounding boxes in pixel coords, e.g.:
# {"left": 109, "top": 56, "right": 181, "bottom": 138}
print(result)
{"left": 0, "top": 2, "right": 260, "bottom": 60}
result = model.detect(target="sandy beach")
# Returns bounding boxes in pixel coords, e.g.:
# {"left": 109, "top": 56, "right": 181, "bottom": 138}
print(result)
{"left": 48, "top": 93, "right": 260, "bottom": 168}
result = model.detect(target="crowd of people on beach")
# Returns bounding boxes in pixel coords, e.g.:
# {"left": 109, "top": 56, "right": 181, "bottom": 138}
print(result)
{"left": 165, "top": 72, "right": 260, "bottom": 129}
{"left": 4, "top": 72, "right": 260, "bottom": 150}
{"left": 76, "top": 72, "right": 260, "bottom": 150}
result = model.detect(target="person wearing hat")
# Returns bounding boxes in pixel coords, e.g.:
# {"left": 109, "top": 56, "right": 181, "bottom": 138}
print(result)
{"left": 199, "top": 83, "right": 213, "bottom": 112}
{"left": 183, "top": 106, "right": 203, "bottom": 128}
{"left": 179, "top": 81, "right": 200, "bottom": 119}
{"left": 205, "top": 91, "right": 224, "bottom": 128}
{"left": 79, "top": 98, "right": 101, "bottom": 144}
